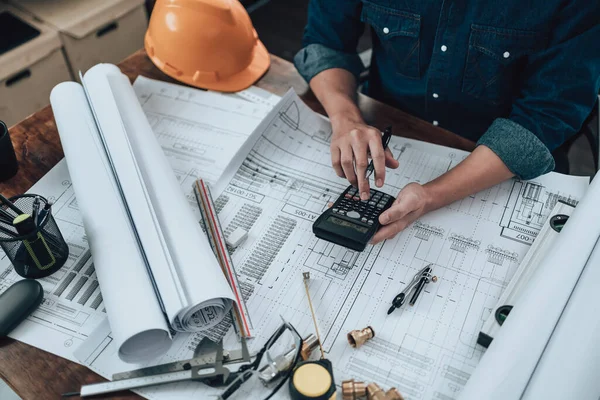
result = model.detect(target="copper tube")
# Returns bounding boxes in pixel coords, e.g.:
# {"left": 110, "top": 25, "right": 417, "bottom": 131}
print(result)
{"left": 341, "top": 379, "right": 367, "bottom": 400}
{"left": 300, "top": 333, "right": 319, "bottom": 361}
{"left": 347, "top": 326, "right": 375, "bottom": 348}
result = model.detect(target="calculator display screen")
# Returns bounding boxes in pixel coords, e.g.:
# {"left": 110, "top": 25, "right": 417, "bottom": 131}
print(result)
{"left": 327, "top": 216, "right": 369, "bottom": 233}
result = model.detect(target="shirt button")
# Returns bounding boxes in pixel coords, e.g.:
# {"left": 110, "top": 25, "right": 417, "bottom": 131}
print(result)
{"left": 433, "top": 93, "right": 439, "bottom": 99}
{"left": 441, "top": 45, "right": 448, "bottom": 52}
{"left": 383, "top": 27, "right": 390, "bottom": 34}
{"left": 433, "top": 120, "right": 439, "bottom": 126}
{"left": 503, "top": 51, "right": 510, "bottom": 58}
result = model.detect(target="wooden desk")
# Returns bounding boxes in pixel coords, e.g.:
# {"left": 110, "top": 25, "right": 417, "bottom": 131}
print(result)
{"left": 0, "top": 49, "right": 475, "bottom": 399}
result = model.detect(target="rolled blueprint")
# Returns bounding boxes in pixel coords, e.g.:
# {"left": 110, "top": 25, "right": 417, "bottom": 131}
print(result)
{"left": 50, "top": 64, "right": 234, "bottom": 363}
{"left": 458, "top": 174, "right": 600, "bottom": 400}
{"left": 50, "top": 83, "right": 172, "bottom": 363}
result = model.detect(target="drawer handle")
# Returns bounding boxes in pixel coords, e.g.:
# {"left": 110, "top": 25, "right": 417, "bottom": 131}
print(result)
{"left": 96, "top": 22, "right": 118, "bottom": 37}
{"left": 6, "top": 69, "right": 31, "bottom": 87}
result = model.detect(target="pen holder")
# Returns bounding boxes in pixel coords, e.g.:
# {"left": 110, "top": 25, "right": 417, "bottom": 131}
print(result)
{"left": 0, "top": 194, "right": 69, "bottom": 279}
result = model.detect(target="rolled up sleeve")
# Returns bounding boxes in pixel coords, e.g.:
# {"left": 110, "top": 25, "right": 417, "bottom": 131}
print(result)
{"left": 293, "top": 0, "right": 365, "bottom": 83}
{"left": 478, "top": 2, "right": 600, "bottom": 179}
{"left": 477, "top": 118, "right": 555, "bottom": 180}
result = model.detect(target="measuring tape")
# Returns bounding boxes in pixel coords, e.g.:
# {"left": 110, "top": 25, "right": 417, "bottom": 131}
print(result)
{"left": 290, "top": 272, "right": 337, "bottom": 399}
{"left": 289, "top": 359, "right": 336, "bottom": 400}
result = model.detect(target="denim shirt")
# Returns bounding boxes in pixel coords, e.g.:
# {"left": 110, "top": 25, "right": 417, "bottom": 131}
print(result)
{"left": 293, "top": 0, "right": 600, "bottom": 179}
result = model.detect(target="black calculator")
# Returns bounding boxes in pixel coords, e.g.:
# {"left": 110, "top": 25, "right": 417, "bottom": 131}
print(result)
{"left": 312, "top": 185, "right": 395, "bottom": 251}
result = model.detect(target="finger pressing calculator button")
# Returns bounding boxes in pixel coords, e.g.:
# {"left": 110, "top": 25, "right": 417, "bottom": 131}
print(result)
{"left": 345, "top": 194, "right": 352, "bottom": 199}
{"left": 346, "top": 211, "right": 361, "bottom": 219}
{"left": 352, "top": 196, "right": 360, "bottom": 201}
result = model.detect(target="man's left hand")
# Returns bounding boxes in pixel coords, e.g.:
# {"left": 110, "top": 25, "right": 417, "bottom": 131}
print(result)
{"left": 371, "top": 183, "right": 431, "bottom": 244}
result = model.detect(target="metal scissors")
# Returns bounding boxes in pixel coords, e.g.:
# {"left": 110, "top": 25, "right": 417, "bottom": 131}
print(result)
{"left": 387, "top": 264, "right": 434, "bottom": 315}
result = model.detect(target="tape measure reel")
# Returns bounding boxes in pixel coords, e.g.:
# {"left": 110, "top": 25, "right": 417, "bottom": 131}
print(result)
{"left": 289, "top": 359, "right": 336, "bottom": 400}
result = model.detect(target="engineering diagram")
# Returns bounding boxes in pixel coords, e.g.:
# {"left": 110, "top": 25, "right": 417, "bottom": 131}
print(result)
{"left": 499, "top": 180, "right": 579, "bottom": 244}
{"left": 69, "top": 89, "right": 588, "bottom": 400}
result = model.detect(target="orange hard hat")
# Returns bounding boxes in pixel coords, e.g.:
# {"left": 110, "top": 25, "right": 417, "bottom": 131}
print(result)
{"left": 145, "top": 0, "right": 270, "bottom": 92}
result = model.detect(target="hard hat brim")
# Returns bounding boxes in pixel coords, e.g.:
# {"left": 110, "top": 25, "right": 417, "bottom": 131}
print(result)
{"left": 148, "top": 39, "right": 271, "bottom": 93}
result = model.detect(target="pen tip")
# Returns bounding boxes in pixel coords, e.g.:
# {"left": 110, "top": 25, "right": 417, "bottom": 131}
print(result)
{"left": 387, "top": 306, "right": 394, "bottom": 315}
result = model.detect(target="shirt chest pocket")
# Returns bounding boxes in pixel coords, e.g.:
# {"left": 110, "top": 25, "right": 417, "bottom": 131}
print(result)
{"left": 462, "top": 25, "right": 546, "bottom": 105}
{"left": 361, "top": 1, "right": 422, "bottom": 79}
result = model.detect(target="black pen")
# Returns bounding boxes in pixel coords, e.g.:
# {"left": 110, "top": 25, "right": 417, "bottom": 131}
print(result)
{"left": 0, "top": 193, "right": 24, "bottom": 215}
{"left": 366, "top": 126, "right": 392, "bottom": 179}
{"left": 0, "top": 207, "right": 15, "bottom": 222}
{"left": 38, "top": 201, "right": 52, "bottom": 226}
{"left": 0, "top": 224, "right": 17, "bottom": 238}
{"left": 32, "top": 196, "right": 41, "bottom": 227}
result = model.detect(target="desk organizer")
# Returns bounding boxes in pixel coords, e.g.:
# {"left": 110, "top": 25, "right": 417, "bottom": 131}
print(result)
{"left": 0, "top": 194, "right": 69, "bottom": 279}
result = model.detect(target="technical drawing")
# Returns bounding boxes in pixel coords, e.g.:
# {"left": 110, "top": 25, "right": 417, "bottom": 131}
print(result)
{"left": 71, "top": 90, "right": 588, "bottom": 400}
{"left": 277, "top": 100, "right": 333, "bottom": 144}
{"left": 279, "top": 101, "right": 299, "bottom": 130}
{"left": 303, "top": 238, "right": 361, "bottom": 279}
{"left": 500, "top": 180, "right": 579, "bottom": 244}
{"left": 449, "top": 234, "right": 481, "bottom": 253}
{"left": 414, "top": 221, "right": 445, "bottom": 241}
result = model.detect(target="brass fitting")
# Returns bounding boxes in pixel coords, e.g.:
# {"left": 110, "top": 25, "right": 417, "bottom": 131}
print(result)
{"left": 366, "top": 383, "right": 404, "bottom": 400}
{"left": 341, "top": 379, "right": 367, "bottom": 400}
{"left": 366, "top": 383, "right": 386, "bottom": 400}
{"left": 385, "top": 388, "right": 404, "bottom": 400}
{"left": 347, "top": 326, "right": 375, "bottom": 348}
{"left": 300, "top": 333, "right": 319, "bottom": 361}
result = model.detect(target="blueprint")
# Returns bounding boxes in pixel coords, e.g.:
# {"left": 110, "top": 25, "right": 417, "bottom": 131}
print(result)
{"left": 75, "top": 89, "right": 589, "bottom": 400}
{"left": 0, "top": 77, "right": 272, "bottom": 363}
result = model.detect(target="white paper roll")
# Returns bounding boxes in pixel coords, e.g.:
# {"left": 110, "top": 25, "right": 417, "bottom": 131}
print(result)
{"left": 50, "top": 82, "right": 172, "bottom": 363}
{"left": 50, "top": 64, "right": 235, "bottom": 363}
{"left": 458, "top": 175, "right": 600, "bottom": 400}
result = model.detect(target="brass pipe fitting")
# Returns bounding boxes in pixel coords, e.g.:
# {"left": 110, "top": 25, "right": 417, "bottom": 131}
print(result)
{"left": 366, "top": 383, "right": 386, "bottom": 400}
{"left": 385, "top": 388, "right": 404, "bottom": 400}
{"left": 347, "top": 326, "right": 375, "bottom": 348}
{"left": 300, "top": 333, "right": 319, "bottom": 361}
{"left": 341, "top": 378, "right": 367, "bottom": 400}
{"left": 366, "top": 383, "right": 404, "bottom": 400}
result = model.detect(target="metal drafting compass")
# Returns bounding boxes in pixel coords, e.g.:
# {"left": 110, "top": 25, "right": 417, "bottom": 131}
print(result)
{"left": 64, "top": 337, "right": 252, "bottom": 398}
{"left": 387, "top": 264, "right": 434, "bottom": 315}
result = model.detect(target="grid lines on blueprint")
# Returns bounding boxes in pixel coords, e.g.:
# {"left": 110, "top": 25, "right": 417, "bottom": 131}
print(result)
{"left": 194, "top": 91, "right": 586, "bottom": 399}
{"left": 74, "top": 89, "right": 587, "bottom": 400}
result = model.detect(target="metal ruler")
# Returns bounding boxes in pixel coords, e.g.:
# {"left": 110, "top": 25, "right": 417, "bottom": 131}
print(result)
{"left": 66, "top": 337, "right": 251, "bottom": 398}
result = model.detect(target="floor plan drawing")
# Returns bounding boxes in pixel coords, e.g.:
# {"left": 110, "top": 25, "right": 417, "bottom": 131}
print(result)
{"left": 74, "top": 90, "right": 589, "bottom": 400}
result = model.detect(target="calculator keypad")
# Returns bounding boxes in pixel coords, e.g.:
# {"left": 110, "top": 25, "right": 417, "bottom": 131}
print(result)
{"left": 331, "top": 186, "right": 393, "bottom": 225}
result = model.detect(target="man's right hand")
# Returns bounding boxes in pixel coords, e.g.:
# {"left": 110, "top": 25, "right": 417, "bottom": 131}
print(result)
{"left": 330, "top": 115, "right": 399, "bottom": 200}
